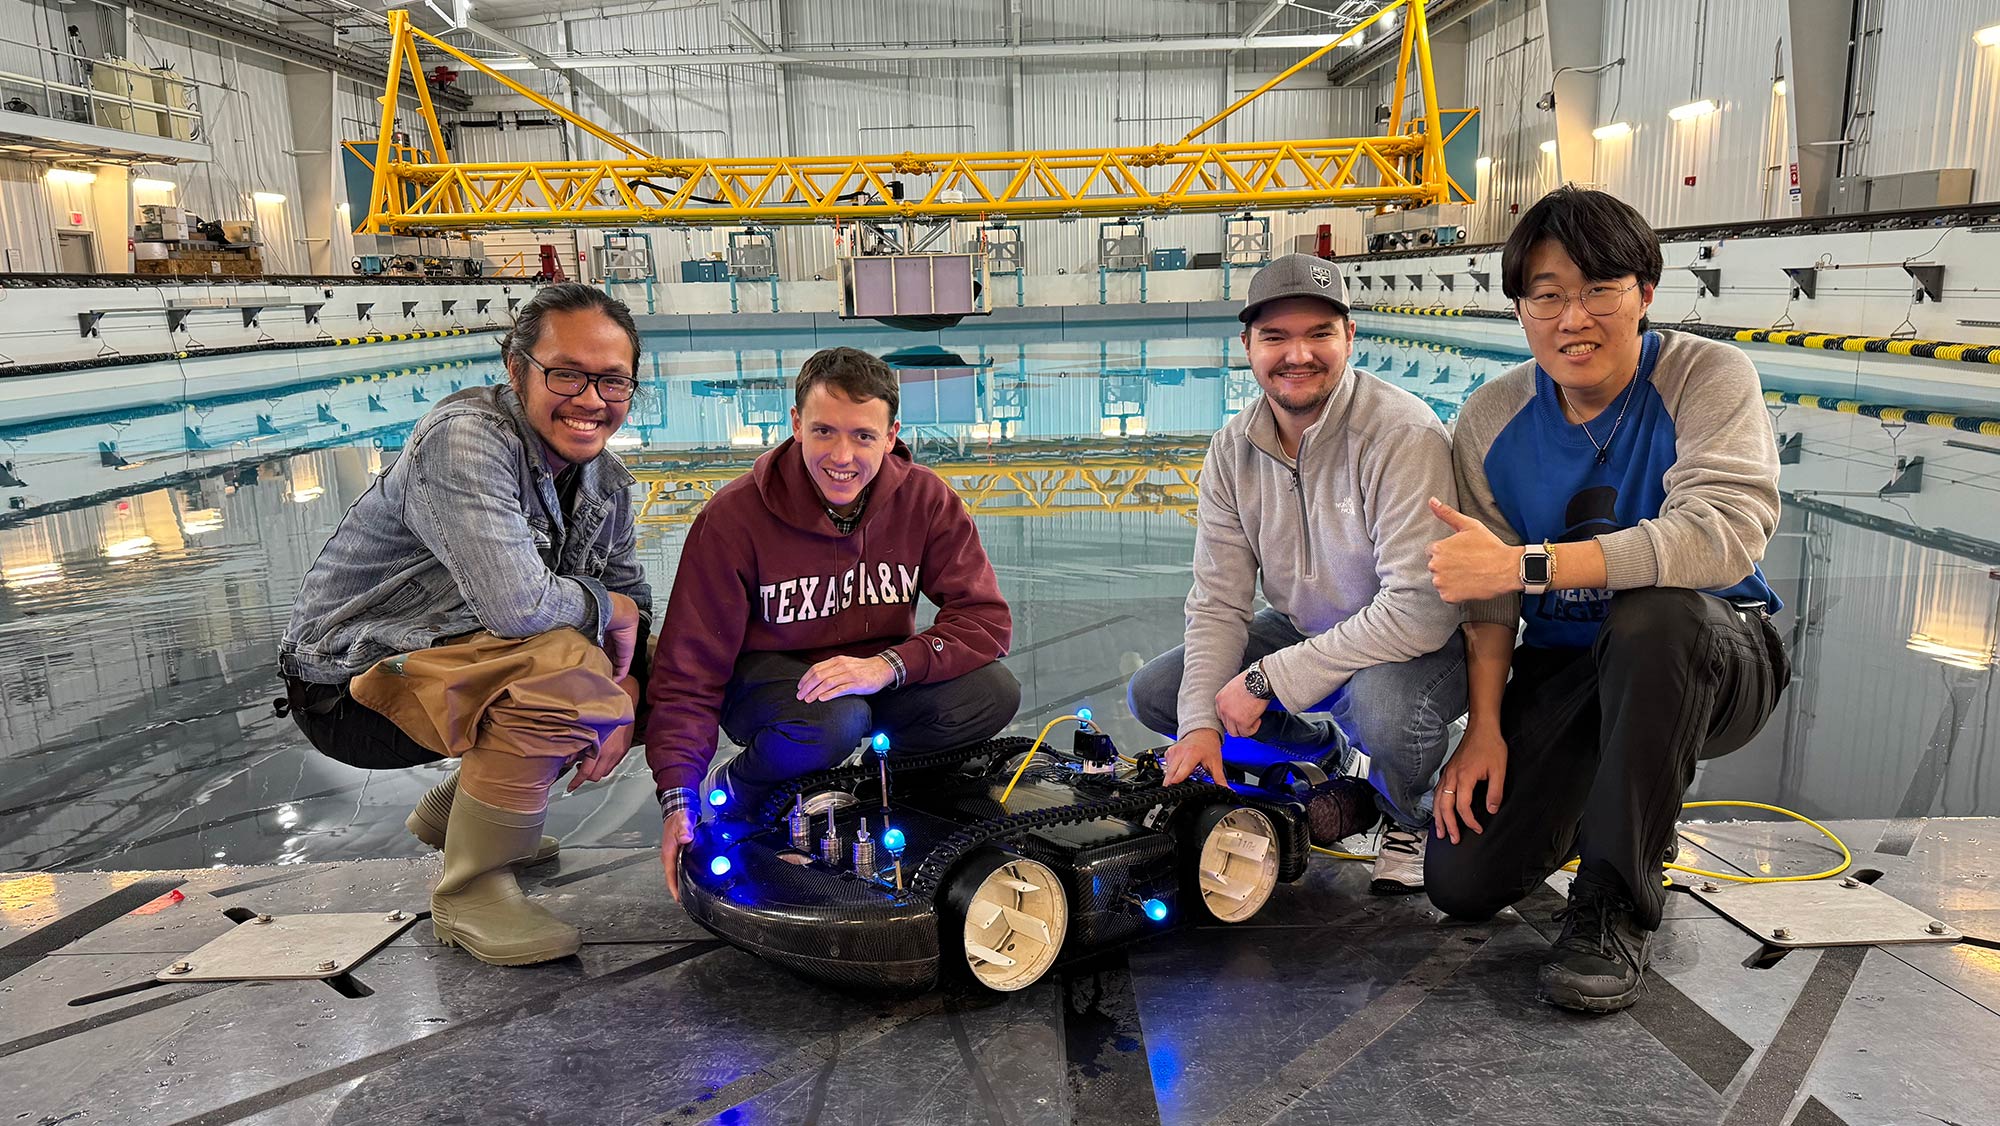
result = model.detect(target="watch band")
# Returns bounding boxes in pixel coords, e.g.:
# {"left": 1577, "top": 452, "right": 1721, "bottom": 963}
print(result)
{"left": 1520, "top": 543, "right": 1553, "bottom": 596}
{"left": 1244, "top": 660, "right": 1276, "bottom": 700}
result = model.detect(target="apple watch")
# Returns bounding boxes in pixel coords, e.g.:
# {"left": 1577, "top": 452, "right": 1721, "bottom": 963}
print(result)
{"left": 1520, "top": 542, "right": 1554, "bottom": 595}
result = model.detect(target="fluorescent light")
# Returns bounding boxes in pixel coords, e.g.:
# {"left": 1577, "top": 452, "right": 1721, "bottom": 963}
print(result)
{"left": 289, "top": 485, "right": 325, "bottom": 503}
{"left": 104, "top": 536, "right": 156, "bottom": 559}
{"left": 133, "top": 177, "right": 176, "bottom": 192}
{"left": 1974, "top": 23, "right": 2000, "bottom": 46}
{"left": 1540, "top": 139, "right": 1557, "bottom": 154}
{"left": 1771, "top": 79, "right": 1786, "bottom": 96}
{"left": 1668, "top": 98, "right": 1718, "bottom": 122}
{"left": 1592, "top": 121, "right": 1632, "bottom": 140}
{"left": 1474, "top": 156, "right": 1492, "bottom": 170}
{"left": 252, "top": 191, "right": 287, "bottom": 204}
{"left": 46, "top": 167, "right": 96, "bottom": 184}
{"left": 607, "top": 431, "right": 643, "bottom": 449}
{"left": 2, "top": 562, "right": 61, "bottom": 590}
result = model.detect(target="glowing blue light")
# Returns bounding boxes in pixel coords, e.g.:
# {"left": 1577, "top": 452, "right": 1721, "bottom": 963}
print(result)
{"left": 881, "top": 827, "right": 906, "bottom": 851}
{"left": 1142, "top": 898, "right": 1168, "bottom": 922}
{"left": 1077, "top": 707, "right": 1093, "bottom": 723}
{"left": 707, "top": 788, "right": 729, "bottom": 807}
{"left": 872, "top": 732, "right": 891, "bottom": 751}
{"left": 709, "top": 855, "right": 732, "bottom": 876}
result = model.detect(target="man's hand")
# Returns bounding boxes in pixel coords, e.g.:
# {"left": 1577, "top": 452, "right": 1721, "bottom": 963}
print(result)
{"left": 797, "top": 655, "right": 896, "bottom": 703}
{"left": 567, "top": 676, "right": 642, "bottom": 793}
{"left": 1163, "top": 728, "right": 1225, "bottom": 785}
{"left": 1426, "top": 498, "right": 1523, "bottom": 604}
{"left": 604, "top": 591, "right": 642, "bottom": 680}
{"left": 1214, "top": 668, "right": 1268, "bottom": 738}
{"left": 660, "top": 810, "right": 695, "bottom": 903}
{"left": 1434, "top": 720, "right": 1507, "bottom": 845}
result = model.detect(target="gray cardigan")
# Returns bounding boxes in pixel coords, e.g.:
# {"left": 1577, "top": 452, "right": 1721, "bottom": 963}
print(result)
{"left": 1177, "top": 365, "right": 1463, "bottom": 736}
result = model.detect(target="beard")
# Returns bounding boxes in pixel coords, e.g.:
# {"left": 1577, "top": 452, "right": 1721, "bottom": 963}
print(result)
{"left": 1264, "top": 367, "right": 1335, "bottom": 416}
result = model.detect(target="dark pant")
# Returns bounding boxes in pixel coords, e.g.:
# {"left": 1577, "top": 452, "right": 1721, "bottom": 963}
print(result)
{"left": 1126, "top": 608, "right": 1468, "bottom": 829}
{"left": 283, "top": 678, "right": 445, "bottom": 770}
{"left": 717, "top": 652, "right": 1022, "bottom": 808}
{"left": 1425, "top": 588, "right": 1791, "bottom": 931}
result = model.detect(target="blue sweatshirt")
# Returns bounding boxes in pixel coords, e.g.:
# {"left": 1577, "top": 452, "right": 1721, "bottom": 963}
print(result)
{"left": 1452, "top": 330, "right": 1782, "bottom": 649}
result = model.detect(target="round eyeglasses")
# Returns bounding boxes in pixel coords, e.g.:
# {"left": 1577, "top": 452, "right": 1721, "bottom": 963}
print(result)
{"left": 1517, "top": 280, "right": 1640, "bottom": 320}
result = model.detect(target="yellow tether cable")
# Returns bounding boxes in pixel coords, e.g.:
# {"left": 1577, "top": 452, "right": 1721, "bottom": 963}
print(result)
{"left": 998, "top": 714, "right": 1084, "bottom": 806}
{"left": 1310, "top": 798, "right": 1852, "bottom": 885}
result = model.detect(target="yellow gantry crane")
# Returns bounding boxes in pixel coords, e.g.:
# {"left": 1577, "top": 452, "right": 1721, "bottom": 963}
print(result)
{"left": 358, "top": 0, "right": 1475, "bottom": 233}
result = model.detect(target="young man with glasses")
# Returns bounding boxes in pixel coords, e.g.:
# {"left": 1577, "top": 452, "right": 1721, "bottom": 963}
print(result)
{"left": 1423, "top": 187, "right": 1790, "bottom": 1012}
{"left": 645, "top": 347, "right": 1018, "bottom": 900}
{"left": 281, "top": 283, "right": 651, "bottom": 967}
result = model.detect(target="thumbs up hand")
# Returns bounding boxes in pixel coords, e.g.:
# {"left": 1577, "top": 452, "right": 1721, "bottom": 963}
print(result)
{"left": 1426, "top": 497, "right": 1524, "bottom": 603}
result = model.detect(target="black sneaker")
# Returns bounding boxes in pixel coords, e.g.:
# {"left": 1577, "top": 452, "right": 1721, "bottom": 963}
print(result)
{"left": 1304, "top": 776, "right": 1383, "bottom": 848}
{"left": 1538, "top": 881, "right": 1653, "bottom": 1013}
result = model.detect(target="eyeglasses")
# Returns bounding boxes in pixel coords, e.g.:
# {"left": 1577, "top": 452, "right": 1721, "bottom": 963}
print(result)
{"left": 1517, "top": 280, "right": 1640, "bottom": 320}
{"left": 524, "top": 354, "right": 638, "bottom": 403}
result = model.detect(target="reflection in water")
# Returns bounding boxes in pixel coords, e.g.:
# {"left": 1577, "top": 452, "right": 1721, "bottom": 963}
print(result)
{"left": 0, "top": 329, "right": 1994, "bottom": 873}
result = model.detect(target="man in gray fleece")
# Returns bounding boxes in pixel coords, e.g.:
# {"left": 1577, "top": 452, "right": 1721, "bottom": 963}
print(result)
{"left": 1127, "top": 254, "right": 1467, "bottom": 894}
{"left": 1424, "top": 187, "right": 1790, "bottom": 1013}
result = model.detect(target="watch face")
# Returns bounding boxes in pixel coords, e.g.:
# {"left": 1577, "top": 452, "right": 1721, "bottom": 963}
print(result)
{"left": 1523, "top": 553, "right": 1552, "bottom": 585}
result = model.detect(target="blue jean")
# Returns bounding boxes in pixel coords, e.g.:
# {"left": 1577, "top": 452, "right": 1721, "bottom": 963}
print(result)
{"left": 716, "top": 650, "right": 1021, "bottom": 813}
{"left": 1127, "top": 608, "right": 1467, "bottom": 828}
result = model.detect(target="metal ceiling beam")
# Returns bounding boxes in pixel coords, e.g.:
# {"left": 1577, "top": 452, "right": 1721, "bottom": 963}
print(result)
{"left": 479, "top": 33, "right": 1360, "bottom": 71}
{"left": 125, "top": 0, "right": 472, "bottom": 110}
{"left": 1322, "top": 0, "right": 1485, "bottom": 85}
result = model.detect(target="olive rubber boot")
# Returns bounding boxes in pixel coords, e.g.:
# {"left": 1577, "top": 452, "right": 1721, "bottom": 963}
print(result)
{"left": 406, "top": 772, "right": 559, "bottom": 865}
{"left": 430, "top": 792, "right": 581, "bottom": 966}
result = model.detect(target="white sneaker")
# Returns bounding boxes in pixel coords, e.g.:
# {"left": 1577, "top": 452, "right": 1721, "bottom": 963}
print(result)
{"left": 1370, "top": 824, "right": 1426, "bottom": 895}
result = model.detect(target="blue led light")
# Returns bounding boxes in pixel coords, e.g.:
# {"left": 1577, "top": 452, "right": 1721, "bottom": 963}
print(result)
{"left": 881, "top": 827, "right": 906, "bottom": 851}
{"left": 1142, "top": 898, "right": 1168, "bottom": 922}
{"left": 1077, "top": 707, "right": 1093, "bottom": 723}
{"left": 707, "top": 788, "right": 729, "bottom": 807}
{"left": 710, "top": 855, "right": 732, "bottom": 876}
{"left": 872, "top": 732, "right": 891, "bottom": 751}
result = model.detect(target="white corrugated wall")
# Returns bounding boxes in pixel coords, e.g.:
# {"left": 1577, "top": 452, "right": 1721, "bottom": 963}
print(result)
{"left": 1866, "top": 0, "right": 2000, "bottom": 200}
{"left": 1581, "top": 0, "right": 1795, "bottom": 228}
{"left": 1460, "top": 0, "right": 1551, "bottom": 243}
{"left": 0, "top": 158, "right": 58, "bottom": 272}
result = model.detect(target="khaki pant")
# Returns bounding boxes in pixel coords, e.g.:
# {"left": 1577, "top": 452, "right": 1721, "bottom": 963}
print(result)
{"left": 350, "top": 629, "right": 633, "bottom": 814}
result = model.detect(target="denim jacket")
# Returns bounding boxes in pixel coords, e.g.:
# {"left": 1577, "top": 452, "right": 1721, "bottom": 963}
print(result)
{"left": 280, "top": 384, "right": 652, "bottom": 685}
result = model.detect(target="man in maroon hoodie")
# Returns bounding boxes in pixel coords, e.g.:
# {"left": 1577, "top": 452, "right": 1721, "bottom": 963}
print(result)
{"left": 645, "top": 347, "right": 1019, "bottom": 896}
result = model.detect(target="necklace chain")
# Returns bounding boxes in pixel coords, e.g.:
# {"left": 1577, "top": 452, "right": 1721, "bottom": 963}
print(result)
{"left": 1558, "top": 378, "right": 1636, "bottom": 465}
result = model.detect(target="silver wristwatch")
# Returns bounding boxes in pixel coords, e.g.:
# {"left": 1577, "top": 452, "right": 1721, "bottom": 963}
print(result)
{"left": 1244, "top": 660, "right": 1276, "bottom": 700}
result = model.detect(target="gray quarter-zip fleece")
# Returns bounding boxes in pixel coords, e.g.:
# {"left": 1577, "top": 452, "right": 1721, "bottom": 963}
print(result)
{"left": 1176, "top": 363, "right": 1463, "bottom": 736}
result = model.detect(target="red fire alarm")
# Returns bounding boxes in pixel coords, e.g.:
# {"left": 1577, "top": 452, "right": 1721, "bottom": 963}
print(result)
{"left": 1683, "top": 175, "right": 1698, "bottom": 187}
{"left": 68, "top": 210, "right": 84, "bottom": 226}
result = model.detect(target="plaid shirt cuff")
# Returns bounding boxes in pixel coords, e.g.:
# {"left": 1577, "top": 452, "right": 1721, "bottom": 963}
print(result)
{"left": 657, "top": 786, "right": 698, "bottom": 822}
{"left": 877, "top": 648, "right": 907, "bottom": 689}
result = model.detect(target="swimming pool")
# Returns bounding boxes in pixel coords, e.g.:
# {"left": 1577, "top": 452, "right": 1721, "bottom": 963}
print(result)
{"left": 0, "top": 321, "right": 1993, "bottom": 872}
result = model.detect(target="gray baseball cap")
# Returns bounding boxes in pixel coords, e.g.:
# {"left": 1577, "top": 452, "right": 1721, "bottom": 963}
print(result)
{"left": 1239, "top": 253, "right": 1351, "bottom": 324}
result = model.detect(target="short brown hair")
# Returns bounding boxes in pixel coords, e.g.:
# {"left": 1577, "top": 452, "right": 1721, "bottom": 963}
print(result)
{"left": 794, "top": 347, "right": 899, "bottom": 420}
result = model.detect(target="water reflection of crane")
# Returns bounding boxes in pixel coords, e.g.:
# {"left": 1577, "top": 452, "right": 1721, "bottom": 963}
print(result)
{"left": 632, "top": 436, "right": 1209, "bottom": 527}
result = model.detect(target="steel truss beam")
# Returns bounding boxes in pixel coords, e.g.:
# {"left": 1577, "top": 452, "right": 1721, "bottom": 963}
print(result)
{"left": 362, "top": 0, "right": 1465, "bottom": 233}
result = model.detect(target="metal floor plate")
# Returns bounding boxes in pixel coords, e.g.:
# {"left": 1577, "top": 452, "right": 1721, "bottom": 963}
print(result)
{"left": 156, "top": 909, "right": 420, "bottom": 981}
{"left": 1689, "top": 875, "right": 1961, "bottom": 948}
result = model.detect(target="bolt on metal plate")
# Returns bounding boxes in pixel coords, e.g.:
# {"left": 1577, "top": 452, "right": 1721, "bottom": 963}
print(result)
{"left": 153, "top": 910, "right": 419, "bottom": 983}
{"left": 1691, "top": 878, "right": 1960, "bottom": 948}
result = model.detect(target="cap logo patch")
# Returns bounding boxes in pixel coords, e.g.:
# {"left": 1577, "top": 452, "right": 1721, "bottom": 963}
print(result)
{"left": 1310, "top": 265, "right": 1332, "bottom": 289}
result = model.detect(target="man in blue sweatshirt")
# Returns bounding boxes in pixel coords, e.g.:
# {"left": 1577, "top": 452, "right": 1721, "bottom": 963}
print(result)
{"left": 1425, "top": 187, "right": 1791, "bottom": 1013}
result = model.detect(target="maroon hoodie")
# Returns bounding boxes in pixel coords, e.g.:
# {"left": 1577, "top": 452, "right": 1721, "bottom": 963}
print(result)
{"left": 643, "top": 436, "right": 1011, "bottom": 795}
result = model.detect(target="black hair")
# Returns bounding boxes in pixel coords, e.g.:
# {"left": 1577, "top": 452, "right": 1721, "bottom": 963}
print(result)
{"left": 498, "top": 283, "right": 642, "bottom": 381}
{"left": 794, "top": 347, "right": 899, "bottom": 421}
{"left": 1501, "top": 186, "right": 1663, "bottom": 333}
